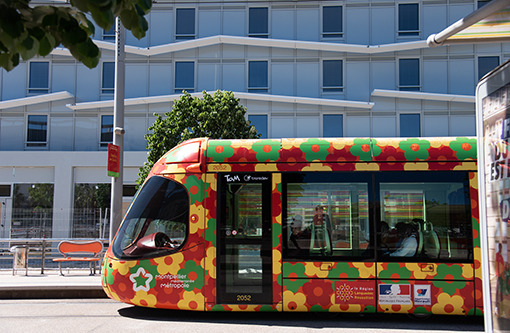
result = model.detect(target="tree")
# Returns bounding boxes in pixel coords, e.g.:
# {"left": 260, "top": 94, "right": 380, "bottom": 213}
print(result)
{"left": 137, "top": 90, "right": 260, "bottom": 185}
{"left": 0, "top": 0, "right": 151, "bottom": 71}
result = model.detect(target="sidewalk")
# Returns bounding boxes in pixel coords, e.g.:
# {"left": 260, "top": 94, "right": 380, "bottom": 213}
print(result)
{"left": 0, "top": 268, "right": 105, "bottom": 299}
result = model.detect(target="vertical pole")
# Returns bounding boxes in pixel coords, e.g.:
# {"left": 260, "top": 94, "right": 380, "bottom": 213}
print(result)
{"left": 110, "top": 17, "right": 125, "bottom": 243}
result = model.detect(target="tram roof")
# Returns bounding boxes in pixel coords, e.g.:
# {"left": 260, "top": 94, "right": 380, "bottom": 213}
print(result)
{"left": 154, "top": 137, "right": 476, "bottom": 172}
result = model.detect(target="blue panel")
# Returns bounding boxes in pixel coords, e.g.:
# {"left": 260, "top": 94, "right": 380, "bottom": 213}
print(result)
{"left": 175, "top": 62, "right": 194, "bottom": 91}
{"left": 29, "top": 62, "right": 49, "bottom": 92}
{"left": 223, "top": 10, "right": 245, "bottom": 36}
{"left": 50, "top": 117, "right": 74, "bottom": 151}
{"left": 323, "top": 60, "right": 343, "bottom": 89}
{"left": 346, "top": 8, "right": 369, "bottom": 44}
{"left": 478, "top": 56, "right": 499, "bottom": 80}
{"left": 271, "top": 63, "right": 294, "bottom": 96}
{"left": 125, "top": 117, "right": 148, "bottom": 151}
{"left": 371, "top": 61, "right": 396, "bottom": 90}
{"left": 74, "top": 117, "right": 98, "bottom": 150}
{"left": 125, "top": 64, "right": 148, "bottom": 98}
{"left": 297, "top": 8, "right": 319, "bottom": 41}
{"left": 345, "top": 116, "right": 370, "bottom": 137}
{"left": 371, "top": 7, "right": 395, "bottom": 44}
{"left": 248, "top": 61, "right": 268, "bottom": 89}
{"left": 346, "top": 61, "right": 370, "bottom": 101}
{"left": 0, "top": 117, "right": 24, "bottom": 150}
{"left": 249, "top": 7, "right": 268, "bottom": 35}
{"left": 371, "top": 117, "right": 396, "bottom": 137}
{"left": 449, "top": 59, "right": 475, "bottom": 95}
{"left": 198, "top": 10, "right": 221, "bottom": 37}
{"left": 423, "top": 60, "right": 447, "bottom": 93}
{"left": 450, "top": 115, "right": 475, "bottom": 136}
{"left": 323, "top": 6, "right": 342, "bottom": 37}
{"left": 423, "top": 5, "right": 447, "bottom": 38}
{"left": 423, "top": 115, "right": 449, "bottom": 137}
{"left": 102, "top": 62, "right": 115, "bottom": 90}
{"left": 150, "top": 10, "right": 173, "bottom": 45}
{"left": 76, "top": 65, "right": 100, "bottom": 102}
{"left": 52, "top": 63, "right": 76, "bottom": 95}
{"left": 197, "top": 63, "right": 217, "bottom": 91}
{"left": 2, "top": 65, "right": 26, "bottom": 100}
{"left": 297, "top": 62, "right": 319, "bottom": 97}
{"left": 222, "top": 63, "right": 245, "bottom": 91}
{"left": 272, "top": 9, "right": 294, "bottom": 40}
{"left": 176, "top": 8, "right": 195, "bottom": 36}
{"left": 149, "top": 64, "right": 172, "bottom": 96}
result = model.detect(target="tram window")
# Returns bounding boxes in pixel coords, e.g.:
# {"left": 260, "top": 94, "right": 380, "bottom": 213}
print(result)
{"left": 378, "top": 173, "right": 473, "bottom": 262}
{"left": 283, "top": 173, "right": 372, "bottom": 260}
{"left": 112, "top": 175, "right": 189, "bottom": 259}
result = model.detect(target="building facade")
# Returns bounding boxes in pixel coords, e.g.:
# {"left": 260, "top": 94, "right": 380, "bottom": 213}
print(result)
{"left": 0, "top": 0, "right": 504, "bottom": 238}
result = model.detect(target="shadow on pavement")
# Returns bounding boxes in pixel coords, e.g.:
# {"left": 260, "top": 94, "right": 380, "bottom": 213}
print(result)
{"left": 118, "top": 306, "right": 484, "bottom": 331}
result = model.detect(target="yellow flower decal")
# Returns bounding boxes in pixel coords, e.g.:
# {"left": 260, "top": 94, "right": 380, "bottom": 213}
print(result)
{"left": 461, "top": 264, "right": 474, "bottom": 279}
{"left": 453, "top": 163, "right": 477, "bottom": 171}
{"left": 178, "top": 290, "right": 205, "bottom": 311}
{"left": 405, "top": 263, "right": 436, "bottom": 279}
{"left": 189, "top": 203, "right": 204, "bottom": 234}
{"left": 352, "top": 262, "right": 376, "bottom": 279}
{"left": 154, "top": 252, "right": 184, "bottom": 275}
{"left": 301, "top": 164, "right": 332, "bottom": 172}
{"left": 113, "top": 260, "right": 138, "bottom": 276}
{"left": 355, "top": 163, "right": 380, "bottom": 171}
{"left": 204, "top": 246, "right": 216, "bottom": 279}
{"left": 404, "top": 162, "right": 429, "bottom": 170}
{"left": 283, "top": 290, "right": 307, "bottom": 311}
{"left": 255, "top": 163, "right": 279, "bottom": 172}
{"left": 432, "top": 293, "right": 465, "bottom": 315}
{"left": 131, "top": 290, "right": 158, "bottom": 308}
{"left": 273, "top": 249, "right": 282, "bottom": 275}
{"left": 304, "top": 262, "right": 329, "bottom": 278}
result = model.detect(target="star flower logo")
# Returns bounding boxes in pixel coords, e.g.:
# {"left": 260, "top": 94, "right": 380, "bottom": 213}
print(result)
{"left": 336, "top": 283, "right": 354, "bottom": 303}
{"left": 130, "top": 267, "right": 153, "bottom": 292}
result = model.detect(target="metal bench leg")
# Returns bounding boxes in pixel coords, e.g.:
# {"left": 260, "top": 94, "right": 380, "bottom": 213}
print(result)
{"left": 59, "top": 262, "right": 64, "bottom": 276}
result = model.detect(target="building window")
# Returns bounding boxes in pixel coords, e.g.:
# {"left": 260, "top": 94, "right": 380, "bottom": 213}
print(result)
{"left": 399, "top": 58, "right": 420, "bottom": 91}
{"left": 398, "top": 3, "right": 419, "bottom": 36}
{"left": 323, "top": 114, "right": 343, "bottom": 137}
{"left": 400, "top": 114, "right": 420, "bottom": 137}
{"left": 248, "top": 115, "right": 268, "bottom": 138}
{"left": 248, "top": 61, "right": 268, "bottom": 93}
{"left": 29, "top": 62, "right": 49, "bottom": 94}
{"left": 478, "top": 0, "right": 491, "bottom": 8}
{"left": 249, "top": 7, "right": 268, "bottom": 38}
{"left": 175, "top": 61, "right": 195, "bottom": 93}
{"left": 478, "top": 56, "right": 499, "bottom": 80}
{"left": 0, "top": 185, "right": 11, "bottom": 197}
{"left": 322, "top": 6, "right": 343, "bottom": 38}
{"left": 101, "top": 115, "right": 114, "bottom": 147}
{"left": 103, "top": 27, "right": 115, "bottom": 41}
{"left": 27, "top": 115, "right": 48, "bottom": 147}
{"left": 323, "top": 60, "right": 343, "bottom": 92}
{"left": 102, "top": 62, "right": 115, "bottom": 94}
{"left": 176, "top": 8, "right": 195, "bottom": 40}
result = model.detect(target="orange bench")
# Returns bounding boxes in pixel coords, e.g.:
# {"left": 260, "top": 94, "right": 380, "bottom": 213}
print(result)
{"left": 52, "top": 240, "right": 103, "bottom": 276}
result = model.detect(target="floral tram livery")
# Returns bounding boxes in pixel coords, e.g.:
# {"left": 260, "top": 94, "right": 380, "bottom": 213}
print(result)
{"left": 102, "top": 137, "right": 482, "bottom": 316}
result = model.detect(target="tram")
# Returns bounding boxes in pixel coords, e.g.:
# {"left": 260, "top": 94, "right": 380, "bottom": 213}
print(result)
{"left": 102, "top": 136, "right": 482, "bottom": 316}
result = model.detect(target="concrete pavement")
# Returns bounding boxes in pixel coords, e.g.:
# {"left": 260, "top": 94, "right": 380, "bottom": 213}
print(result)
{"left": 0, "top": 268, "right": 105, "bottom": 298}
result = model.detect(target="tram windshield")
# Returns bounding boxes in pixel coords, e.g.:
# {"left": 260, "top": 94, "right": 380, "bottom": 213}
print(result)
{"left": 112, "top": 175, "right": 189, "bottom": 259}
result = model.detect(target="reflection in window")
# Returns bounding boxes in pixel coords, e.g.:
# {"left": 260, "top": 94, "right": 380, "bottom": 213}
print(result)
{"left": 248, "top": 115, "right": 268, "bottom": 138}
{"left": 323, "top": 6, "right": 343, "bottom": 38}
{"left": 249, "top": 7, "right": 268, "bottom": 38}
{"left": 175, "top": 61, "right": 195, "bottom": 93}
{"left": 248, "top": 61, "right": 268, "bottom": 93}
{"left": 400, "top": 113, "right": 420, "bottom": 137}
{"left": 101, "top": 115, "right": 113, "bottom": 147}
{"left": 176, "top": 8, "right": 195, "bottom": 40}
{"left": 73, "top": 183, "right": 111, "bottom": 238}
{"left": 103, "top": 27, "right": 115, "bottom": 41}
{"left": 323, "top": 60, "right": 343, "bottom": 92}
{"left": 29, "top": 62, "right": 49, "bottom": 94}
{"left": 399, "top": 58, "right": 420, "bottom": 91}
{"left": 113, "top": 176, "right": 189, "bottom": 259}
{"left": 12, "top": 183, "right": 54, "bottom": 238}
{"left": 478, "top": 56, "right": 499, "bottom": 80}
{"left": 323, "top": 114, "right": 343, "bottom": 137}
{"left": 102, "top": 62, "right": 115, "bottom": 94}
{"left": 379, "top": 177, "right": 472, "bottom": 261}
{"left": 398, "top": 3, "right": 419, "bottom": 36}
{"left": 27, "top": 115, "right": 47, "bottom": 147}
{"left": 285, "top": 175, "right": 370, "bottom": 259}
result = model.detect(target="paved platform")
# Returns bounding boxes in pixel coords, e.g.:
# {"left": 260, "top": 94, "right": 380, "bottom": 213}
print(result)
{"left": 0, "top": 269, "right": 106, "bottom": 298}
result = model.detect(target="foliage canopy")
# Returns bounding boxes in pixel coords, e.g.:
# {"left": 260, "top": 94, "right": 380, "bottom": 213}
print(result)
{"left": 0, "top": 0, "right": 151, "bottom": 71}
{"left": 137, "top": 90, "right": 260, "bottom": 185}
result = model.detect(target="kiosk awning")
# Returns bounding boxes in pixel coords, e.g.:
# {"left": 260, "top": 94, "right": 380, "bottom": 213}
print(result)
{"left": 428, "top": 0, "right": 510, "bottom": 46}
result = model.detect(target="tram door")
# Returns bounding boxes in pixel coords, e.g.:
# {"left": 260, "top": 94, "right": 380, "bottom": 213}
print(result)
{"left": 217, "top": 173, "right": 272, "bottom": 304}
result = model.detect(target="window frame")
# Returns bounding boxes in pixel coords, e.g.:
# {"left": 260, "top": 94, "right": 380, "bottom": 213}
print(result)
{"left": 28, "top": 61, "right": 50, "bottom": 94}
{"left": 174, "top": 61, "right": 195, "bottom": 93}
{"left": 398, "top": 58, "right": 420, "bottom": 91}
{"left": 26, "top": 114, "right": 48, "bottom": 148}
{"left": 322, "top": 59, "right": 344, "bottom": 93}
{"left": 323, "top": 114, "right": 344, "bottom": 138}
{"left": 101, "top": 62, "right": 115, "bottom": 94}
{"left": 102, "top": 27, "right": 116, "bottom": 41}
{"left": 478, "top": 55, "right": 500, "bottom": 81}
{"left": 248, "top": 7, "right": 269, "bottom": 38}
{"left": 248, "top": 60, "right": 269, "bottom": 93}
{"left": 399, "top": 113, "right": 421, "bottom": 137}
{"left": 322, "top": 5, "right": 344, "bottom": 39}
{"left": 175, "top": 8, "right": 196, "bottom": 41}
{"left": 398, "top": 3, "right": 420, "bottom": 37}
{"left": 100, "top": 114, "right": 114, "bottom": 148}
{"left": 248, "top": 114, "right": 269, "bottom": 138}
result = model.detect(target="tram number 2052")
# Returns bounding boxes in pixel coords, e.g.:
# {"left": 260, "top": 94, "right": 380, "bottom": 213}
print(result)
{"left": 237, "top": 294, "right": 252, "bottom": 302}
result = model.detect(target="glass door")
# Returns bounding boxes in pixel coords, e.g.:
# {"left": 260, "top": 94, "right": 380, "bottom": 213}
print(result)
{"left": 217, "top": 173, "right": 272, "bottom": 304}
